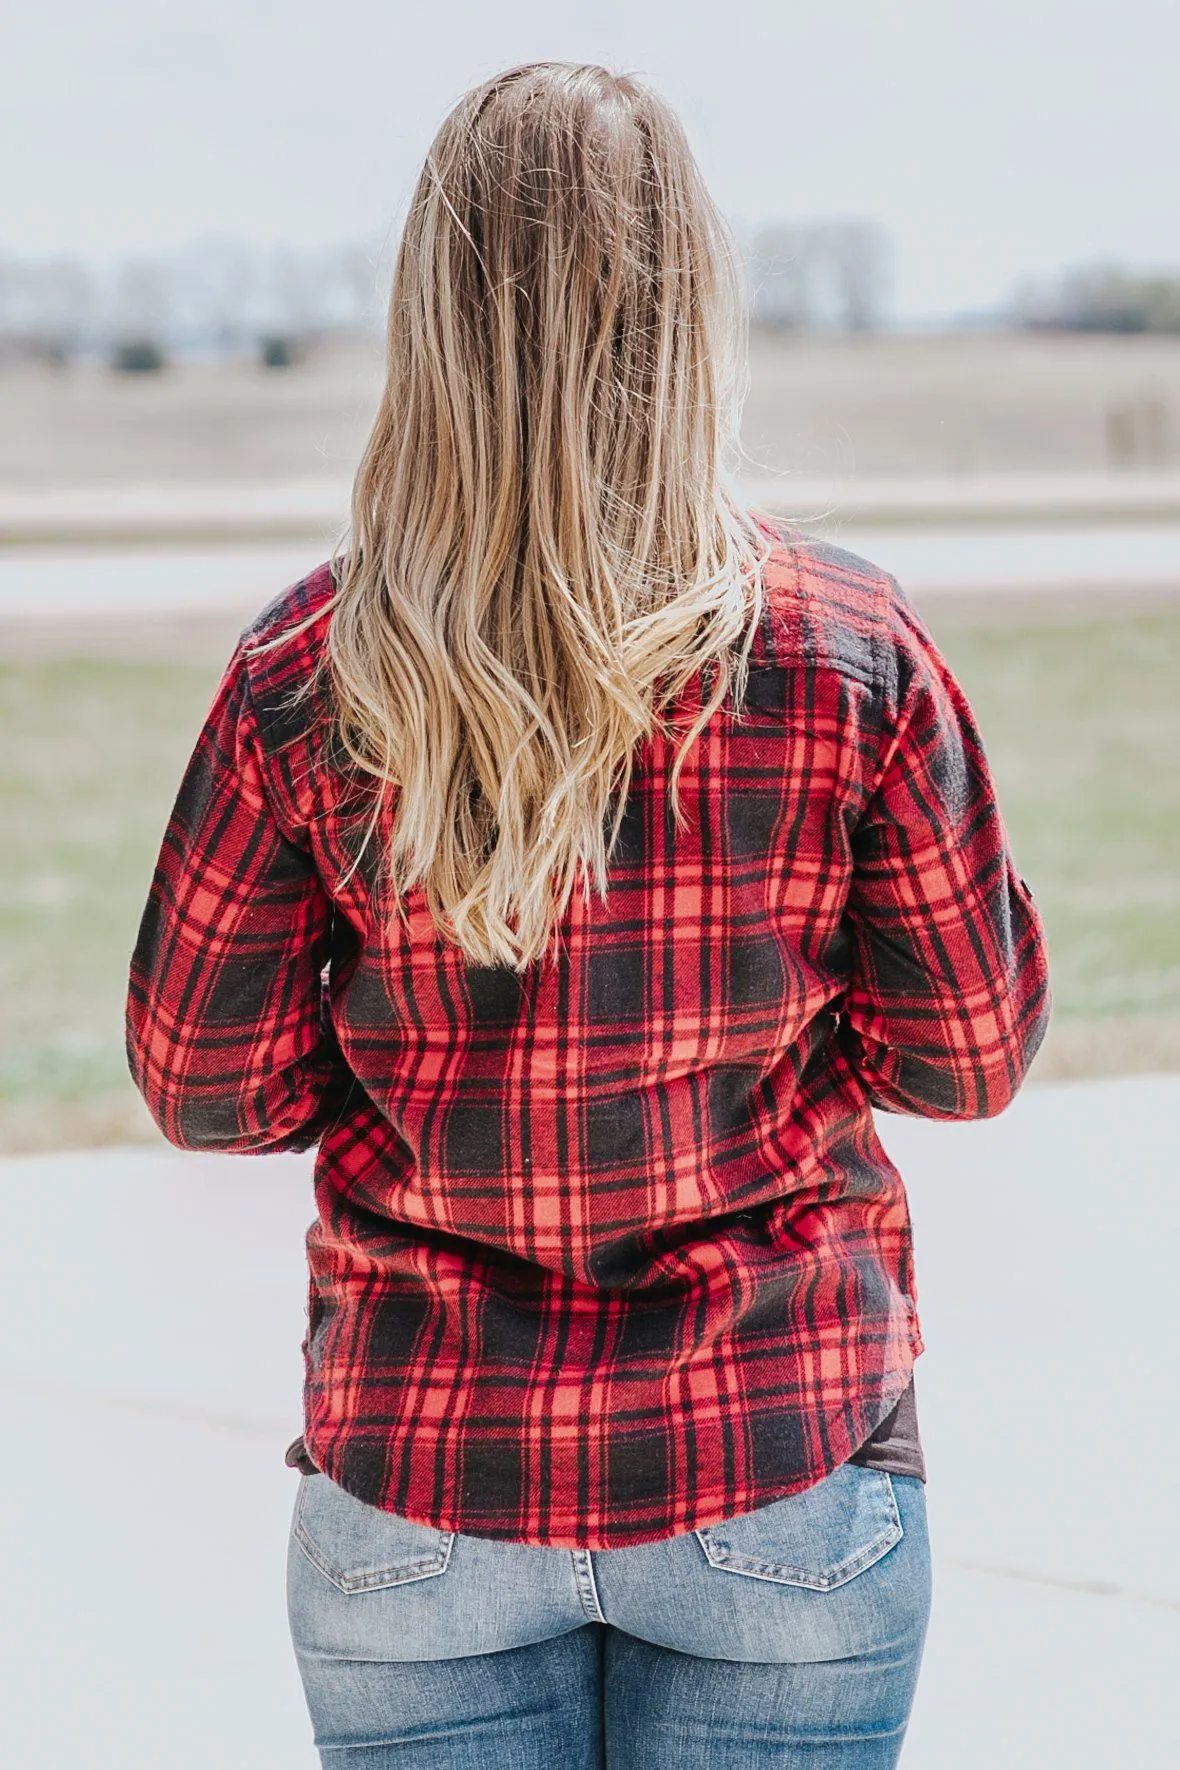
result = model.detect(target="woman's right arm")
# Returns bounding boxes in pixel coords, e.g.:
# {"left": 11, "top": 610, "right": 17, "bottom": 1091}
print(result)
{"left": 838, "top": 580, "right": 1051, "bottom": 1120}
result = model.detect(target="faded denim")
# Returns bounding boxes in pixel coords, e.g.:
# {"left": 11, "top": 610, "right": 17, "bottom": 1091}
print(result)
{"left": 287, "top": 1462, "right": 931, "bottom": 1767}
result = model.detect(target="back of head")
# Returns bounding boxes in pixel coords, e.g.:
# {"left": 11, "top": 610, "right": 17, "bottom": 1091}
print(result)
{"left": 328, "top": 61, "right": 767, "bottom": 969}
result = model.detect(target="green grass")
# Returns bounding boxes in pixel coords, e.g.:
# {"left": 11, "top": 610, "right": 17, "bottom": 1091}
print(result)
{"left": 932, "top": 607, "right": 1180, "bottom": 1073}
{"left": 0, "top": 656, "right": 223, "bottom": 1149}
{"left": 1, "top": 606, "right": 1178, "bottom": 1152}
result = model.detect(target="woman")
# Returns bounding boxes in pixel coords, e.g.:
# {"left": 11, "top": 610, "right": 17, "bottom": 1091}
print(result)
{"left": 126, "top": 61, "right": 1049, "bottom": 1770}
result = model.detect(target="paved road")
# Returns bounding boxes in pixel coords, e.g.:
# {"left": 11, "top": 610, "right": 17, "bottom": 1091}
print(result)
{"left": 6, "top": 470, "right": 1180, "bottom": 548}
{"left": 1, "top": 1073, "right": 1176, "bottom": 1767}
{"left": 2, "top": 523, "right": 1180, "bottom": 627}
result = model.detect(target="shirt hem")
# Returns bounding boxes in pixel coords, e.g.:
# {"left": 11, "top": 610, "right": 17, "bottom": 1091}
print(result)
{"left": 296, "top": 1331, "right": 924, "bottom": 1550}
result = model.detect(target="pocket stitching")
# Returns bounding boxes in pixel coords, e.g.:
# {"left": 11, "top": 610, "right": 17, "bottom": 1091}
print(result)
{"left": 693, "top": 1471, "right": 903, "bottom": 1591}
{"left": 292, "top": 1475, "right": 456, "bottom": 1594}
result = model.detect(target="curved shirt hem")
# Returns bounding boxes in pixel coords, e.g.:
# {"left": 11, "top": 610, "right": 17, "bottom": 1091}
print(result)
{"left": 295, "top": 1335, "right": 923, "bottom": 1551}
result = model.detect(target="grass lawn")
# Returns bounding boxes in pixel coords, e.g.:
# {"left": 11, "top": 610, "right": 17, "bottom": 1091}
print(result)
{"left": 937, "top": 604, "right": 1180, "bottom": 1082}
{"left": 1, "top": 603, "right": 1178, "bottom": 1153}
{"left": 0, "top": 655, "right": 225, "bottom": 1149}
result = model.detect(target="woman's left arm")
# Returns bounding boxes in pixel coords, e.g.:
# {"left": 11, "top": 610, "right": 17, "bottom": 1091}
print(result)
{"left": 126, "top": 643, "right": 351, "bottom": 1154}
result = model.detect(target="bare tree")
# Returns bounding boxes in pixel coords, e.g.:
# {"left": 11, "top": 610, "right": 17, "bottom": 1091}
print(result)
{"left": 111, "top": 256, "right": 174, "bottom": 342}
{"left": 173, "top": 236, "right": 259, "bottom": 351}
{"left": 1017, "top": 262, "right": 1180, "bottom": 334}
{"left": 0, "top": 255, "right": 95, "bottom": 358}
{"left": 747, "top": 219, "right": 891, "bottom": 333}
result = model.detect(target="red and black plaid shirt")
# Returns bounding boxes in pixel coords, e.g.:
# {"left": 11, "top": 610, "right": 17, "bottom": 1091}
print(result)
{"left": 126, "top": 520, "right": 1049, "bottom": 1548}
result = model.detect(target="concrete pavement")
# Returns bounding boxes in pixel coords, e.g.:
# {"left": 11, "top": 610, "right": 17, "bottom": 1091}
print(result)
{"left": 3, "top": 524, "right": 1180, "bottom": 634}
{"left": 6, "top": 471, "right": 1180, "bottom": 548}
{"left": 1, "top": 1072, "right": 1176, "bottom": 1767}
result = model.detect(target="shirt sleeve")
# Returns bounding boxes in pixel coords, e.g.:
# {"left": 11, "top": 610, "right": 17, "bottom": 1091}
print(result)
{"left": 125, "top": 641, "right": 352, "bottom": 1153}
{"left": 837, "top": 580, "right": 1051, "bottom": 1119}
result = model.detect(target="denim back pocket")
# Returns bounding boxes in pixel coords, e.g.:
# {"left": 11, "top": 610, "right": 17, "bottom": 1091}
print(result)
{"left": 293, "top": 1472, "right": 456, "bottom": 1594}
{"left": 694, "top": 1464, "right": 902, "bottom": 1591}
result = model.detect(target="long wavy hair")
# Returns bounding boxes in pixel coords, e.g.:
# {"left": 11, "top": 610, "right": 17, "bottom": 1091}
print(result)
{"left": 321, "top": 61, "right": 767, "bottom": 969}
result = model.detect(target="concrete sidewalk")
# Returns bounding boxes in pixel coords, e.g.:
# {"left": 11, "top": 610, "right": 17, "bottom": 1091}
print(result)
{"left": 3, "top": 525, "right": 1180, "bottom": 639}
{"left": 1, "top": 1073, "right": 1176, "bottom": 1767}
{"left": 6, "top": 470, "right": 1180, "bottom": 547}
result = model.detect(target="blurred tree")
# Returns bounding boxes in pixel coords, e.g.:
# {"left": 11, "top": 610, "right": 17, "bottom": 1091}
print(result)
{"left": 1018, "top": 263, "right": 1180, "bottom": 334}
{"left": 172, "top": 236, "right": 258, "bottom": 353}
{"left": 259, "top": 334, "right": 297, "bottom": 369}
{"left": 0, "top": 255, "right": 95, "bottom": 359}
{"left": 747, "top": 219, "right": 891, "bottom": 333}
{"left": 111, "top": 338, "right": 166, "bottom": 374}
{"left": 110, "top": 257, "right": 174, "bottom": 364}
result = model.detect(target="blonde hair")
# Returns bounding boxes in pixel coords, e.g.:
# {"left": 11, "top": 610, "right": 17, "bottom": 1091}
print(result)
{"left": 323, "top": 61, "right": 766, "bottom": 969}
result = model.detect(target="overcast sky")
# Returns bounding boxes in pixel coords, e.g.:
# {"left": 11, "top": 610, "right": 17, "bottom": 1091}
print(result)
{"left": 4, "top": 0, "right": 1178, "bottom": 321}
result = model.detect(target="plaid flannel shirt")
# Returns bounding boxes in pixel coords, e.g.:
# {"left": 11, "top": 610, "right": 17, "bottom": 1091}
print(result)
{"left": 126, "top": 521, "right": 1050, "bottom": 1548}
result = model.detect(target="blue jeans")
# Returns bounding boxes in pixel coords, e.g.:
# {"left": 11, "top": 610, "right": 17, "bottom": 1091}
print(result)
{"left": 287, "top": 1463, "right": 931, "bottom": 1768}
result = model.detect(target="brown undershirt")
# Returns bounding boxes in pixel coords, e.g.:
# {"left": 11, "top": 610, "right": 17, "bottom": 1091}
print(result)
{"left": 846, "top": 1375, "right": 926, "bottom": 1482}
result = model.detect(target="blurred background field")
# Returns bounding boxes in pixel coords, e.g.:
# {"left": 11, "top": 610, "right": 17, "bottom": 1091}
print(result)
{"left": 3, "top": 328, "right": 1180, "bottom": 488}
{"left": 2, "top": 329, "right": 1179, "bottom": 1156}
{"left": 4, "top": 321, "right": 1180, "bottom": 1153}
{"left": 4, "top": 308, "right": 1180, "bottom": 1155}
